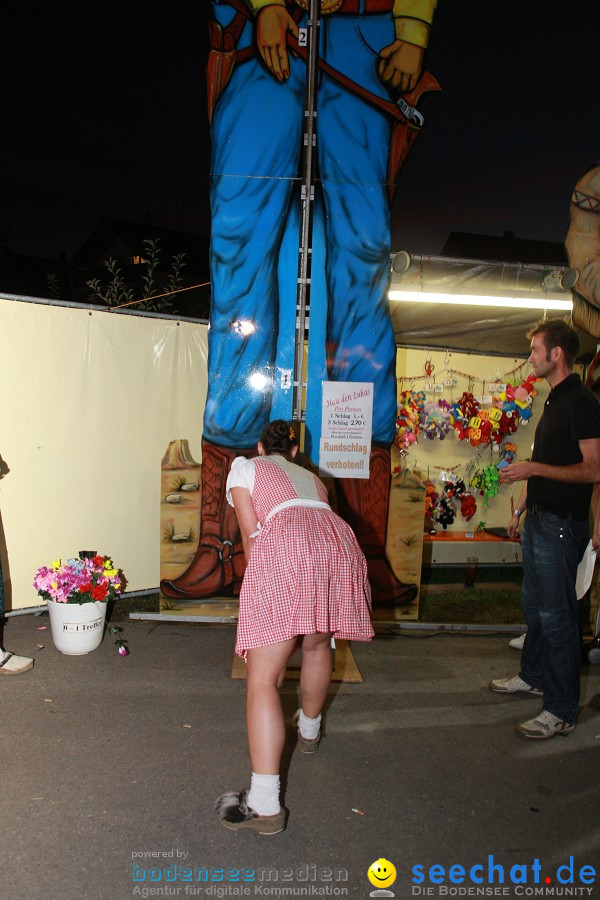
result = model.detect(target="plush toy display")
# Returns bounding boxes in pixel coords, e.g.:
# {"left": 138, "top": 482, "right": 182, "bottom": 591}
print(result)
{"left": 471, "top": 464, "right": 501, "bottom": 506}
{"left": 424, "top": 476, "right": 478, "bottom": 528}
{"left": 396, "top": 375, "right": 539, "bottom": 451}
{"left": 395, "top": 390, "right": 425, "bottom": 449}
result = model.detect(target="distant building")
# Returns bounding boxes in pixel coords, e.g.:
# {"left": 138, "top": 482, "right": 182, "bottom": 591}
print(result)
{"left": 71, "top": 217, "right": 211, "bottom": 317}
{"left": 0, "top": 217, "right": 211, "bottom": 318}
{"left": 0, "top": 247, "right": 70, "bottom": 301}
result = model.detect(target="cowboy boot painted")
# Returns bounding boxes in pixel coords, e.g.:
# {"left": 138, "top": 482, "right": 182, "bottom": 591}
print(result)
{"left": 160, "top": 441, "right": 255, "bottom": 600}
{"left": 335, "top": 444, "right": 418, "bottom": 607}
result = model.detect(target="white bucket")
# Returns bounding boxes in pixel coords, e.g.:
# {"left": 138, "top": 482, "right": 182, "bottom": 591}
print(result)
{"left": 46, "top": 599, "right": 107, "bottom": 655}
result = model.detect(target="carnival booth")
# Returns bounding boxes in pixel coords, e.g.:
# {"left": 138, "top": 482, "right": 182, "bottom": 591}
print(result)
{"left": 388, "top": 253, "right": 597, "bottom": 568}
{"left": 1, "top": 251, "right": 594, "bottom": 623}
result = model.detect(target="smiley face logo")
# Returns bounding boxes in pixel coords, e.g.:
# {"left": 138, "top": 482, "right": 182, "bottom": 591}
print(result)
{"left": 367, "top": 858, "right": 397, "bottom": 889}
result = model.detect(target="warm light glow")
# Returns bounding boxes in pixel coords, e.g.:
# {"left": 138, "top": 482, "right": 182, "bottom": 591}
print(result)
{"left": 248, "top": 372, "right": 270, "bottom": 391}
{"left": 232, "top": 318, "right": 256, "bottom": 336}
{"left": 388, "top": 289, "right": 573, "bottom": 311}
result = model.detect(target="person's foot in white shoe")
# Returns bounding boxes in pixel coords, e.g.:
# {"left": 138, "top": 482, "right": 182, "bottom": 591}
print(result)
{"left": 516, "top": 710, "right": 575, "bottom": 739}
{"left": 489, "top": 674, "right": 542, "bottom": 695}
{"left": 0, "top": 649, "right": 34, "bottom": 675}
{"left": 509, "top": 633, "right": 526, "bottom": 650}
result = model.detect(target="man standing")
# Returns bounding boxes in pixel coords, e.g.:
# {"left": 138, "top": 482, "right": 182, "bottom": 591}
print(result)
{"left": 490, "top": 319, "right": 600, "bottom": 739}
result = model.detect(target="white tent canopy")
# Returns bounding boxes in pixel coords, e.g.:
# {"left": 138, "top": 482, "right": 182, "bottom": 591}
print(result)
{"left": 388, "top": 254, "right": 597, "bottom": 359}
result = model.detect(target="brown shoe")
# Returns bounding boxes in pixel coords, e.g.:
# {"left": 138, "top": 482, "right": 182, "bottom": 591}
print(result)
{"left": 293, "top": 709, "right": 321, "bottom": 754}
{"left": 215, "top": 790, "right": 286, "bottom": 835}
{"left": 297, "top": 732, "right": 321, "bottom": 754}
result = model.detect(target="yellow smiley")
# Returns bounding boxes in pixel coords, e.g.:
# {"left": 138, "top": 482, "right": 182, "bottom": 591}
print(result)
{"left": 367, "top": 858, "right": 397, "bottom": 889}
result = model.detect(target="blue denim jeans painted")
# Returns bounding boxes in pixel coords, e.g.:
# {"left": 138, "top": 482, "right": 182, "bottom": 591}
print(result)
{"left": 519, "top": 509, "right": 588, "bottom": 723}
{"left": 205, "top": 6, "right": 398, "bottom": 451}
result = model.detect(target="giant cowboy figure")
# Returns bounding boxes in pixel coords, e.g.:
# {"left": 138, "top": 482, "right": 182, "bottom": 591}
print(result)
{"left": 565, "top": 161, "right": 600, "bottom": 335}
{"left": 160, "top": 0, "right": 438, "bottom": 605}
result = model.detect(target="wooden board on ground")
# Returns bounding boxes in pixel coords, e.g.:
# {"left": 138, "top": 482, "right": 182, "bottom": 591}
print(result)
{"left": 231, "top": 639, "right": 363, "bottom": 683}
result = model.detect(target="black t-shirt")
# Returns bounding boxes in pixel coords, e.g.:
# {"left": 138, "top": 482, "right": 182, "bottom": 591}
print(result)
{"left": 527, "top": 373, "right": 600, "bottom": 520}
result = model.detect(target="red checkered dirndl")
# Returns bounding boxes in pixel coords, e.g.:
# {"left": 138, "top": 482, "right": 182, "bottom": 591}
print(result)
{"left": 234, "top": 457, "right": 373, "bottom": 658}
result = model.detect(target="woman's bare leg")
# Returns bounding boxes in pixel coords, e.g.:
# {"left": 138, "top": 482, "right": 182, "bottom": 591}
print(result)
{"left": 299, "top": 632, "right": 333, "bottom": 718}
{"left": 276, "top": 637, "right": 300, "bottom": 688}
{"left": 246, "top": 638, "right": 297, "bottom": 773}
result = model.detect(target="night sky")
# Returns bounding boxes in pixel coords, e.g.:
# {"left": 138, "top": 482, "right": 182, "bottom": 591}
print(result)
{"left": 4, "top": 1, "right": 600, "bottom": 261}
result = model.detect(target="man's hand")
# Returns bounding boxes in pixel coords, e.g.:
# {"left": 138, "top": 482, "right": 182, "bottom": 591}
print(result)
{"left": 378, "top": 40, "right": 424, "bottom": 92}
{"left": 507, "top": 513, "right": 521, "bottom": 539}
{"left": 257, "top": 6, "right": 299, "bottom": 82}
{"left": 499, "top": 461, "right": 535, "bottom": 485}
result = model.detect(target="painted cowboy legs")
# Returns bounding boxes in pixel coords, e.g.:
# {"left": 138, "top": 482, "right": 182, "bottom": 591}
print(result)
{"left": 160, "top": 442, "right": 255, "bottom": 600}
{"left": 335, "top": 445, "right": 418, "bottom": 606}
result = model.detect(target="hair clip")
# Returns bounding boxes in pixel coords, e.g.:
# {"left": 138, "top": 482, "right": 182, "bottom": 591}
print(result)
{"left": 289, "top": 426, "right": 296, "bottom": 441}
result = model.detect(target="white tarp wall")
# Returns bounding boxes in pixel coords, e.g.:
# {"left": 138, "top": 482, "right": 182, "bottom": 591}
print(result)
{"left": 0, "top": 295, "right": 207, "bottom": 610}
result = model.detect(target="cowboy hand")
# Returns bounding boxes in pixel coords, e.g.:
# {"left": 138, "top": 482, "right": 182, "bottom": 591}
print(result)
{"left": 257, "top": 6, "right": 299, "bottom": 82}
{"left": 378, "top": 40, "right": 424, "bottom": 92}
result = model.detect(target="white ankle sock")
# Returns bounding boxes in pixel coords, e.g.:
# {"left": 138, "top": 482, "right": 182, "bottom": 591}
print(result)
{"left": 298, "top": 710, "right": 321, "bottom": 739}
{"left": 247, "top": 772, "right": 280, "bottom": 816}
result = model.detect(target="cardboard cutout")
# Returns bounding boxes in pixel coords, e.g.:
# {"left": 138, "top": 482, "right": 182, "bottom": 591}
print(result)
{"left": 160, "top": 0, "right": 438, "bottom": 607}
{"left": 566, "top": 162, "right": 600, "bottom": 335}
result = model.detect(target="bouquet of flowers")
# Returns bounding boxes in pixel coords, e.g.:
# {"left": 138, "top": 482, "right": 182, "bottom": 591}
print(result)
{"left": 33, "top": 551, "right": 125, "bottom": 605}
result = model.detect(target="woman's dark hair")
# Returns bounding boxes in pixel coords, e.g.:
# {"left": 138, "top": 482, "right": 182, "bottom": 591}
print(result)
{"left": 259, "top": 419, "right": 299, "bottom": 459}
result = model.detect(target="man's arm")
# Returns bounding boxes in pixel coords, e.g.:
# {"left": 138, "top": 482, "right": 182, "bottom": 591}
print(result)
{"left": 591, "top": 484, "right": 600, "bottom": 552}
{"left": 500, "top": 437, "right": 600, "bottom": 486}
{"left": 507, "top": 486, "right": 527, "bottom": 538}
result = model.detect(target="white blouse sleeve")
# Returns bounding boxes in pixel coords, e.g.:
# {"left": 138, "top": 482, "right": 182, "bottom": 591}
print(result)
{"left": 225, "top": 456, "right": 255, "bottom": 506}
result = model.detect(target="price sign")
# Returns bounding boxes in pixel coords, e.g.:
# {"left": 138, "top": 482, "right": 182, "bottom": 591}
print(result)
{"left": 319, "top": 382, "right": 373, "bottom": 479}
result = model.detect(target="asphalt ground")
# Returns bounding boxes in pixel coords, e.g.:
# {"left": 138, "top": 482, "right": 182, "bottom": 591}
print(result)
{"left": 2, "top": 613, "right": 600, "bottom": 900}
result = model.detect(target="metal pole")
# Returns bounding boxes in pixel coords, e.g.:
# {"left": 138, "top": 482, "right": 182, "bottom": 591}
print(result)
{"left": 292, "top": 0, "right": 321, "bottom": 424}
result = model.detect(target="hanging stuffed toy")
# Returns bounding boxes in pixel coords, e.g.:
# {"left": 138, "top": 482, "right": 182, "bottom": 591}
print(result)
{"left": 422, "top": 399, "right": 452, "bottom": 440}
{"left": 496, "top": 441, "right": 517, "bottom": 473}
{"left": 395, "top": 393, "right": 419, "bottom": 449}
{"left": 396, "top": 390, "right": 425, "bottom": 449}
{"left": 460, "top": 491, "right": 478, "bottom": 521}
{"left": 471, "top": 464, "right": 501, "bottom": 506}
{"left": 442, "top": 476, "right": 478, "bottom": 523}
{"left": 434, "top": 495, "right": 456, "bottom": 529}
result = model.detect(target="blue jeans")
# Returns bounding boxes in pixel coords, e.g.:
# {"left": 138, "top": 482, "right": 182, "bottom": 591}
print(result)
{"left": 520, "top": 509, "right": 588, "bottom": 723}
{"left": 205, "top": 6, "right": 398, "bottom": 449}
